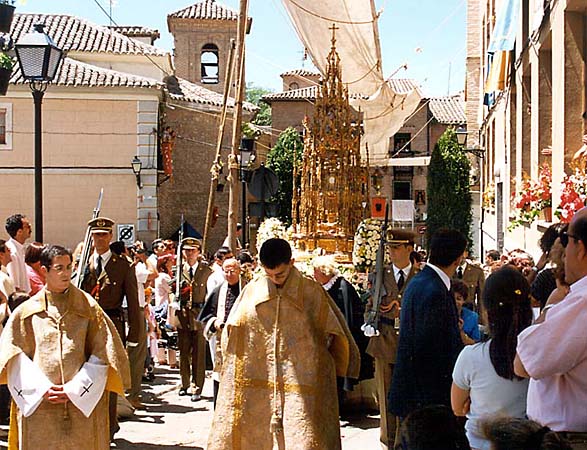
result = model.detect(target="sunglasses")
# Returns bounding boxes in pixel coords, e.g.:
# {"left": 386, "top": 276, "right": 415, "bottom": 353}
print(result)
{"left": 561, "top": 232, "right": 580, "bottom": 248}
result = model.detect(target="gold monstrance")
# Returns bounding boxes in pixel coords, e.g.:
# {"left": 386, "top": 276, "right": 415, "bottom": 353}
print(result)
{"left": 292, "top": 27, "right": 369, "bottom": 256}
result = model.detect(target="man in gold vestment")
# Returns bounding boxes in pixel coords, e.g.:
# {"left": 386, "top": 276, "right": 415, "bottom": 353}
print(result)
{"left": 0, "top": 245, "right": 130, "bottom": 450}
{"left": 208, "top": 238, "right": 360, "bottom": 450}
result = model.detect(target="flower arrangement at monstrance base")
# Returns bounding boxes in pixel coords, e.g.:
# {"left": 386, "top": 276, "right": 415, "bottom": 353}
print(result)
{"left": 352, "top": 218, "right": 391, "bottom": 272}
{"left": 256, "top": 218, "right": 291, "bottom": 255}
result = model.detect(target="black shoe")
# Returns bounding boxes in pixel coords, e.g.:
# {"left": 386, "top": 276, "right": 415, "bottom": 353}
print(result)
{"left": 178, "top": 388, "right": 188, "bottom": 396}
{"left": 110, "top": 424, "right": 120, "bottom": 441}
{"left": 190, "top": 393, "right": 201, "bottom": 402}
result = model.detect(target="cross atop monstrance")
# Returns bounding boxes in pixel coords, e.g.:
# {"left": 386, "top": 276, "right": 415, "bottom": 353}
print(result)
{"left": 291, "top": 25, "right": 369, "bottom": 258}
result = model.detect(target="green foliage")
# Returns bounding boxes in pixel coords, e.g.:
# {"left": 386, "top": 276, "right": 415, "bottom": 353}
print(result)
{"left": 426, "top": 128, "right": 473, "bottom": 251}
{"left": 0, "top": 52, "right": 12, "bottom": 70}
{"left": 245, "top": 83, "right": 272, "bottom": 126}
{"left": 266, "top": 127, "right": 303, "bottom": 225}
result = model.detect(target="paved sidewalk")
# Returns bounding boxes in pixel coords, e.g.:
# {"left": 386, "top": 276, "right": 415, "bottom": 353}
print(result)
{"left": 114, "top": 365, "right": 380, "bottom": 449}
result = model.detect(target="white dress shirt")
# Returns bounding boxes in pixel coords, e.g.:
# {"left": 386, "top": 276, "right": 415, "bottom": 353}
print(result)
{"left": 6, "top": 238, "right": 30, "bottom": 294}
{"left": 93, "top": 250, "right": 112, "bottom": 276}
{"left": 426, "top": 263, "right": 451, "bottom": 290}
{"left": 393, "top": 263, "right": 412, "bottom": 285}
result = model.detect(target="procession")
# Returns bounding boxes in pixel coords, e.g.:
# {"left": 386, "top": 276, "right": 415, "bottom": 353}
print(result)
{"left": 1, "top": 0, "right": 587, "bottom": 449}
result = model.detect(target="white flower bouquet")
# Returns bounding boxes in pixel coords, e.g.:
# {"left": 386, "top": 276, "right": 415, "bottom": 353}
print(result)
{"left": 352, "top": 218, "right": 391, "bottom": 272}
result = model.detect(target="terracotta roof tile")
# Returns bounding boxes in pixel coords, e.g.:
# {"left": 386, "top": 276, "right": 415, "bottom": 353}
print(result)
{"left": 11, "top": 14, "right": 167, "bottom": 56}
{"left": 428, "top": 96, "right": 466, "bottom": 125}
{"left": 107, "top": 25, "right": 161, "bottom": 40}
{"left": 280, "top": 69, "right": 320, "bottom": 78}
{"left": 10, "top": 57, "right": 162, "bottom": 89}
{"left": 168, "top": 0, "right": 239, "bottom": 21}
{"left": 262, "top": 78, "right": 419, "bottom": 103}
{"left": 168, "top": 77, "right": 257, "bottom": 112}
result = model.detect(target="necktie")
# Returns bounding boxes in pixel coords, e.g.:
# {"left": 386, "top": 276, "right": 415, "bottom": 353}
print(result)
{"left": 96, "top": 255, "right": 102, "bottom": 277}
{"left": 189, "top": 266, "right": 194, "bottom": 280}
{"left": 457, "top": 266, "right": 463, "bottom": 279}
{"left": 397, "top": 270, "right": 405, "bottom": 291}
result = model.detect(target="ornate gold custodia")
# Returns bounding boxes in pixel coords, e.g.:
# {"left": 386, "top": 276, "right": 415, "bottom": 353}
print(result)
{"left": 292, "top": 26, "right": 369, "bottom": 257}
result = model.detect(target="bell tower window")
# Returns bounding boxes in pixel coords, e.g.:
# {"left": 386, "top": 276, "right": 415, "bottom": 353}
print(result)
{"left": 201, "top": 43, "right": 219, "bottom": 84}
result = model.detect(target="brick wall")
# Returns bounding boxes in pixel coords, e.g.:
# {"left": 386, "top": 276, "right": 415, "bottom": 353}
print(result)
{"left": 169, "top": 18, "right": 237, "bottom": 95}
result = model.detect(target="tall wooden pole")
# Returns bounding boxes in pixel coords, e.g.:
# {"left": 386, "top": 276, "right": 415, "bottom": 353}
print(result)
{"left": 228, "top": 0, "right": 249, "bottom": 253}
{"left": 202, "top": 39, "right": 236, "bottom": 254}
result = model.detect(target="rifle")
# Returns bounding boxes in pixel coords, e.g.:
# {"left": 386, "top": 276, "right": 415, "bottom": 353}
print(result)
{"left": 173, "top": 214, "right": 185, "bottom": 302}
{"left": 74, "top": 189, "right": 104, "bottom": 288}
{"left": 362, "top": 201, "right": 389, "bottom": 337}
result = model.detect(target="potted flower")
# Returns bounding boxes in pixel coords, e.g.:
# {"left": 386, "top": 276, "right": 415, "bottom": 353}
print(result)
{"left": 555, "top": 161, "right": 587, "bottom": 223}
{"left": 0, "top": 1, "right": 15, "bottom": 34}
{"left": 0, "top": 51, "right": 13, "bottom": 95}
{"left": 508, "top": 173, "right": 541, "bottom": 230}
{"left": 352, "top": 218, "right": 391, "bottom": 272}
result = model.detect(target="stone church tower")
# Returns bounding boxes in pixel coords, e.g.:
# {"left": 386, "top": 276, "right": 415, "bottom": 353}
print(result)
{"left": 168, "top": 0, "right": 249, "bottom": 95}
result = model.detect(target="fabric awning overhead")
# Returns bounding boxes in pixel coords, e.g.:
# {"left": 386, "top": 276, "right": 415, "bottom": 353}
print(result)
{"left": 280, "top": 0, "right": 421, "bottom": 162}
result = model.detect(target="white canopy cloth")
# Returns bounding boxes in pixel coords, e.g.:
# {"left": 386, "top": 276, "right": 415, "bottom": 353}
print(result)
{"left": 281, "top": 0, "right": 422, "bottom": 161}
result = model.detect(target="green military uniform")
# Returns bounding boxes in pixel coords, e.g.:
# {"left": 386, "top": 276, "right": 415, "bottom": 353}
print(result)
{"left": 365, "top": 229, "right": 419, "bottom": 449}
{"left": 453, "top": 259, "right": 485, "bottom": 308}
{"left": 80, "top": 217, "right": 141, "bottom": 438}
{"left": 177, "top": 238, "right": 213, "bottom": 396}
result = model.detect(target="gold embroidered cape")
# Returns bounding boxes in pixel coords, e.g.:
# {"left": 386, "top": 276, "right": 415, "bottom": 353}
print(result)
{"left": 0, "top": 284, "right": 130, "bottom": 450}
{"left": 208, "top": 267, "right": 360, "bottom": 450}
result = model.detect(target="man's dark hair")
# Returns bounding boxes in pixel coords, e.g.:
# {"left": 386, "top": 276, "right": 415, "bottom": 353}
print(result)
{"left": 214, "top": 246, "right": 232, "bottom": 261}
{"left": 428, "top": 229, "right": 467, "bottom": 267}
{"left": 236, "top": 223, "right": 242, "bottom": 231}
{"left": 571, "top": 214, "right": 587, "bottom": 248}
{"left": 0, "top": 239, "right": 6, "bottom": 254}
{"left": 236, "top": 250, "right": 254, "bottom": 265}
{"left": 151, "top": 238, "right": 163, "bottom": 252}
{"left": 539, "top": 223, "right": 566, "bottom": 253}
{"left": 110, "top": 241, "right": 126, "bottom": 256}
{"left": 5, "top": 214, "right": 25, "bottom": 238}
{"left": 259, "top": 238, "right": 292, "bottom": 269}
{"left": 486, "top": 250, "right": 501, "bottom": 262}
{"left": 39, "top": 245, "right": 72, "bottom": 270}
{"left": 400, "top": 405, "right": 471, "bottom": 450}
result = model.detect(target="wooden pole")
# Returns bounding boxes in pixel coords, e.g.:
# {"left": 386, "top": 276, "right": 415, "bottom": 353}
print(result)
{"left": 227, "top": 0, "right": 248, "bottom": 253}
{"left": 202, "top": 39, "right": 236, "bottom": 254}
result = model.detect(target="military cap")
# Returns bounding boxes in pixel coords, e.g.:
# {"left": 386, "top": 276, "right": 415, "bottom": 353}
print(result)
{"left": 387, "top": 228, "right": 416, "bottom": 246}
{"left": 181, "top": 237, "right": 201, "bottom": 250}
{"left": 88, "top": 217, "right": 114, "bottom": 233}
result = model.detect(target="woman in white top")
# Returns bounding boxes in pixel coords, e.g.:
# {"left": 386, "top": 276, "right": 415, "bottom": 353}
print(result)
{"left": 451, "top": 265, "right": 534, "bottom": 450}
{"left": 154, "top": 255, "right": 174, "bottom": 306}
{"left": 154, "top": 254, "right": 177, "bottom": 367}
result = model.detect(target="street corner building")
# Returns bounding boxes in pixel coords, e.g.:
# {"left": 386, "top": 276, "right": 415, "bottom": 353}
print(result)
{"left": 207, "top": 266, "right": 360, "bottom": 450}
{"left": 0, "top": 286, "right": 130, "bottom": 450}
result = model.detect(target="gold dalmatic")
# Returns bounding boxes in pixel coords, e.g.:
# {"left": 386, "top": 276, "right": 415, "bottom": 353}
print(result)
{"left": 292, "top": 26, "right": 369, "bottom": 256}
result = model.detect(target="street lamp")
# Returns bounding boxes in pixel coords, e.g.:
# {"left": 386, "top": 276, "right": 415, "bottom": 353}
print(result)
{"left": 15, "top": 24, "right": 63, "bottom": 242}
{"left": 131, "top": 156, "right": 142, "bottom": 188}
{"left": 238, "top": 141, "right": 256, "bottom": 248}
{"left": 455, "top": 126, "right": 486, "bottom": 158}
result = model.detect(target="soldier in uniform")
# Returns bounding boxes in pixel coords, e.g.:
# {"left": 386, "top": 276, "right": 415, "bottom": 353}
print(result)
{"left": 176, "top": 237, "right": 212, "bottom": 402}
{"left": 365, "top": 229, "right": 419, "bottom": 450}
{"left": 80, "top": 217, "right": 141, "bottom": 439}
{"left": 453, "top": 249, "right": 485, "bottom": 310}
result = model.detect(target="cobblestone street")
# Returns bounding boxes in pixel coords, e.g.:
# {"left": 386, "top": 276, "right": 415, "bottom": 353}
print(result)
{"left": 111, "top": 366, "right": 381, "bottom": 449}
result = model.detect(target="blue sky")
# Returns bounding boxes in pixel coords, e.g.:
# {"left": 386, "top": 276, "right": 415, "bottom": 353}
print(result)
{"left": 16, "top": 0, "right": 466, "bottom": 97}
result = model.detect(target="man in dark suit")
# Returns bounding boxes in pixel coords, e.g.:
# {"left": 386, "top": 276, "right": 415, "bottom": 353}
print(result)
{"left": 81, "top": 217, "right": 141, "bottom": 439}
{"left": 364, "top": 229, "right": 419, "bottom": 449}
{"left": 177, "top": 237, "right": 212, "bottom": 402}
{"left": 388, "top": 229, "right": 466, "bottom": 423}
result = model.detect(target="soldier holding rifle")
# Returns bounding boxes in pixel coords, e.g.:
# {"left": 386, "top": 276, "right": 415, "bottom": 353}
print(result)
{"left": 363, "top": 225, "right": 419, "bottom": 450}
{"left": 80, "top": 217, "right": 141, "bottom": 440}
